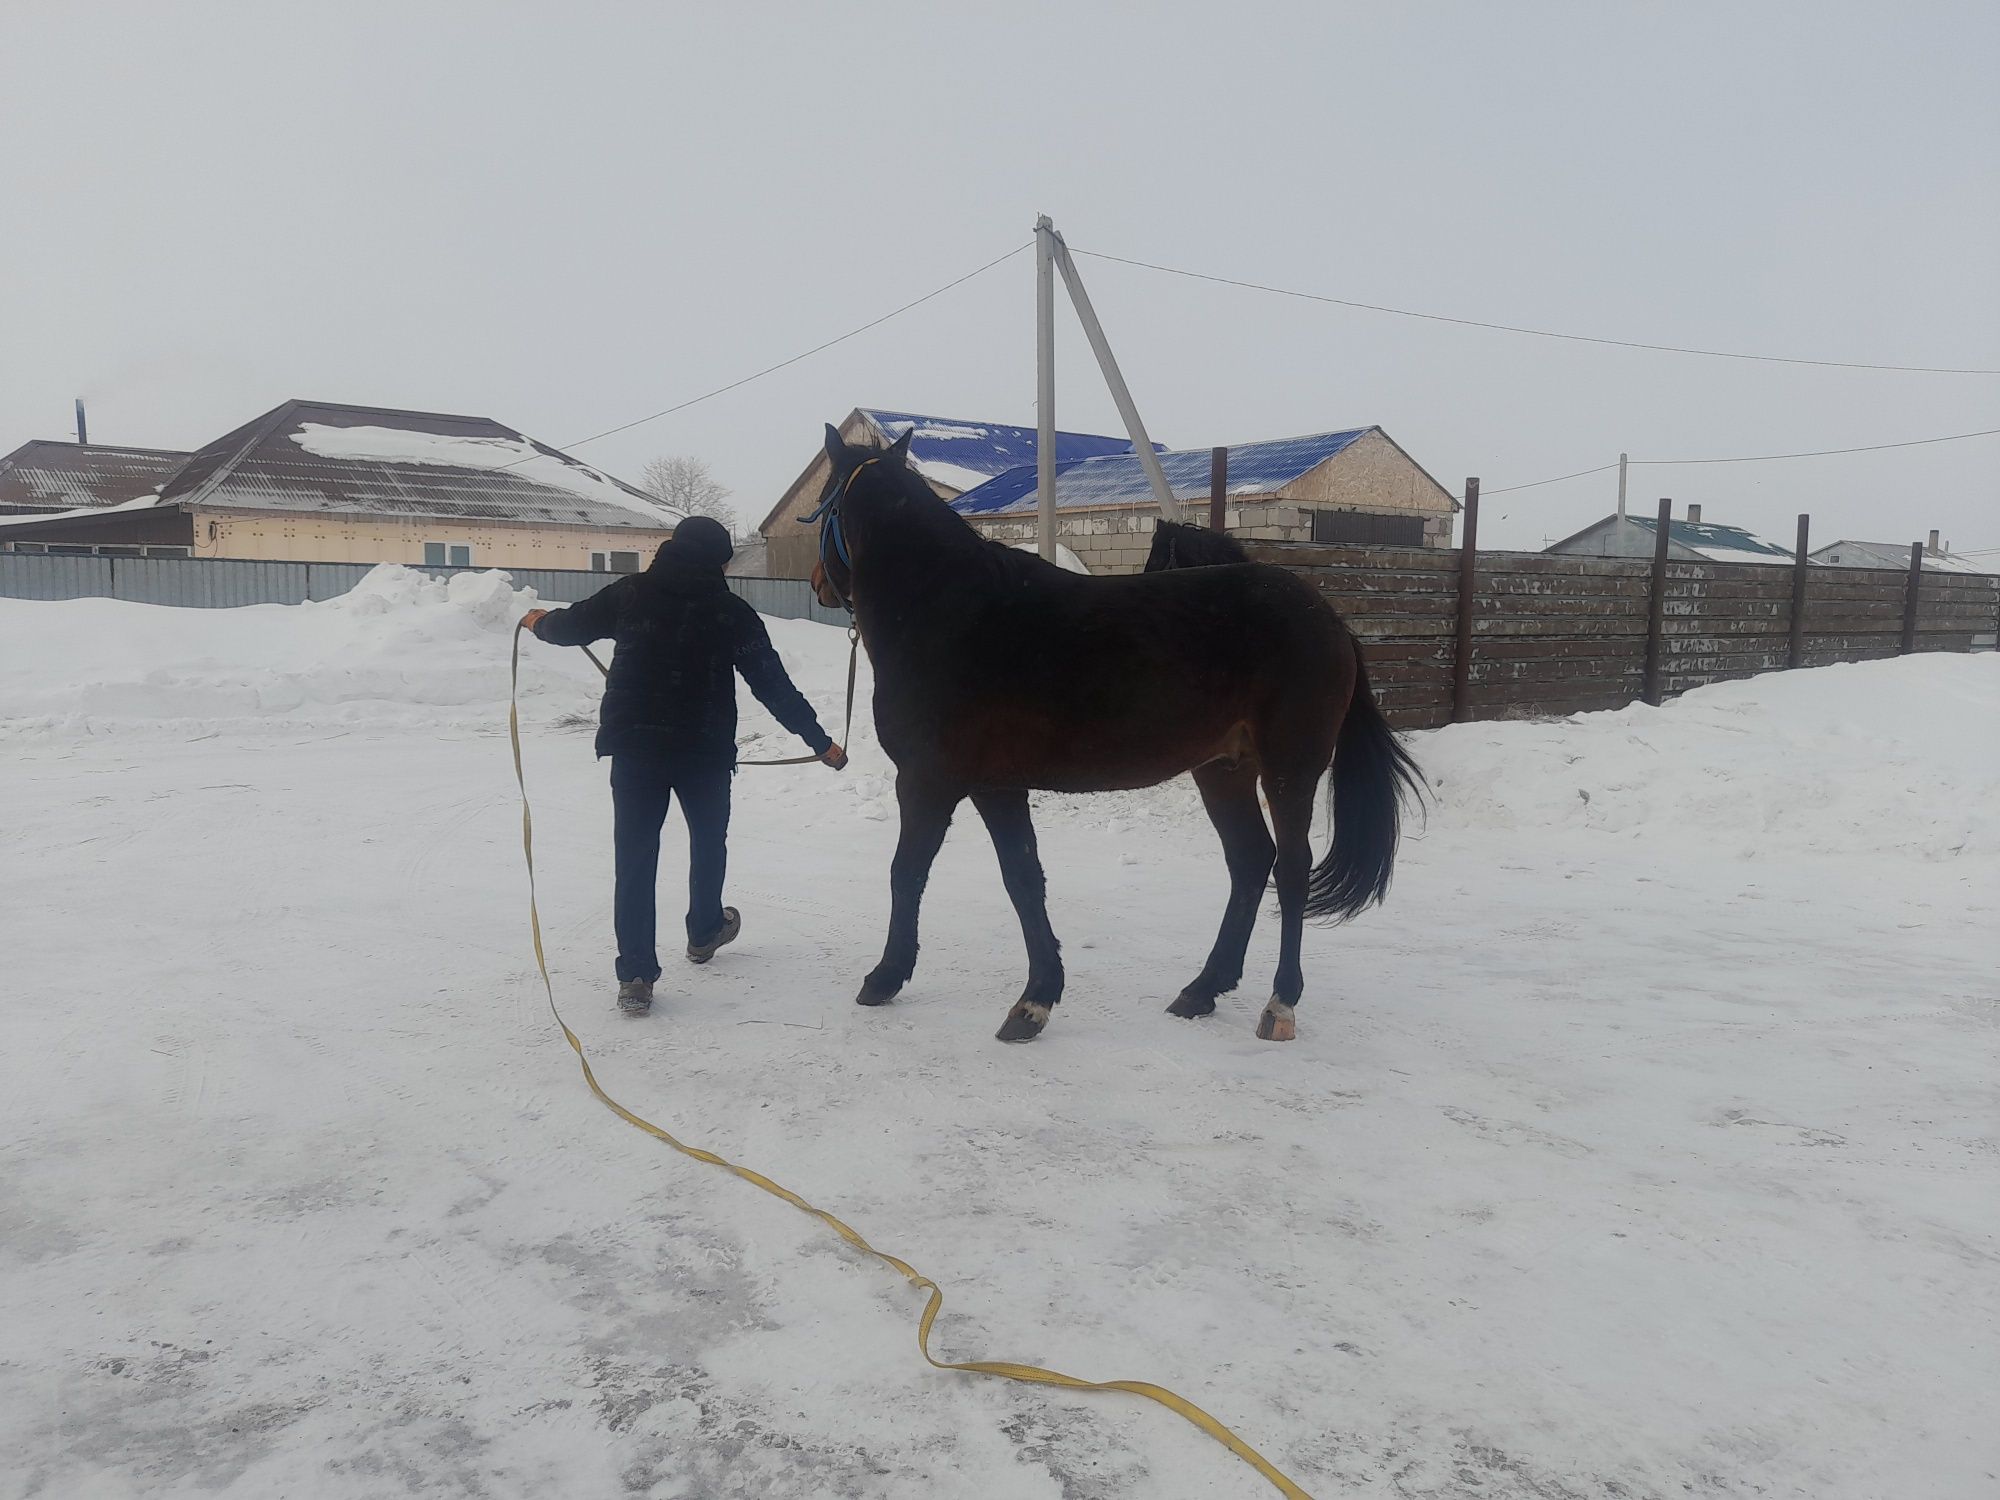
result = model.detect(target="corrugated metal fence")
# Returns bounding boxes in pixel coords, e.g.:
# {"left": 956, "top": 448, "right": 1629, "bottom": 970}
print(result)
{"left": 0, "top": 554, "right": 846, "bottom": 625}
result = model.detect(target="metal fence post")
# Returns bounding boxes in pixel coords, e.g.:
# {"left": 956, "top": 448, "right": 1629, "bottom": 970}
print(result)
{"left": 1451, "top": 477, "right": 1480, "bottom": 722}
{"left": 1788, "top": 513, "right": 1811, "bottom": 669}
{"left": 1209, "top": 447, "right": 1227, "bottom": 532}
{"left": 1901, "top": 540, "right": 1924, "bottom": 653}
{"left": 1642, "top": 498, "right": 1673, "bottom": 705}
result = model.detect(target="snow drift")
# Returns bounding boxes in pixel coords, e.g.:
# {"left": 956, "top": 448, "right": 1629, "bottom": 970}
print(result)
{"left": 5, "top": 564, "right": 1993, "bottom": 865}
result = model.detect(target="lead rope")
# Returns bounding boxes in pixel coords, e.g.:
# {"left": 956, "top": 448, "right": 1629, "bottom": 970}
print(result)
{"left": 509, "top": 624, "right": 1314, "bottom": 1498}
{"left": 574, "top": 627, "right": 859, "bottom": 768}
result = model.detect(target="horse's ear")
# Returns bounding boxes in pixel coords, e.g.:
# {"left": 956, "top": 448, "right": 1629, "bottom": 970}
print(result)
{"left": 883, "top": 427, "right": 913, "bottom": 467}
{"left": 824, "top": 423, "right": 845, "bottom": 461}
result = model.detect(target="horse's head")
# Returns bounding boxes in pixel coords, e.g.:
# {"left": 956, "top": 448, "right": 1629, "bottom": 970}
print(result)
{"left": 805, "top": 421, "right": 912, "bottom": 607}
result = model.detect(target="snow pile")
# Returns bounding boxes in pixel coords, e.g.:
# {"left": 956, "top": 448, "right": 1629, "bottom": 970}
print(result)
{"left": 0, "top": 565, "right": 604, "bottom": 738}
{"left": 1418, "top": 653, "right": 1999, "bottom": 861}
{"left": 5, "top": 569, "right": 1991, "bottom": 862}
{"left": 289, "top": 422, "right": 681, "bottom": 524}
{"left": 1009, "top": 539, "right": 1091, "bottom": 574}
{"left": 0, "top": 565, "right": 876, "bottom": 767}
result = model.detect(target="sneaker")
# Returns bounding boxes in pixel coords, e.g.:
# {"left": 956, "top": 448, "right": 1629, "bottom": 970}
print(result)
{"left": 616, "top": 978, "right": 654, "bottom": 1016}
{"left": 686, "top": 907, "right": 741, "bottom": 965}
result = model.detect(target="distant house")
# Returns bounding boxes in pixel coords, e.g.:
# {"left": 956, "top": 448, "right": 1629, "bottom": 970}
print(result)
{"left": 0, "top": 400, "right": 681, "bottom": 570}
{"left": 1546, "top": 504, "right": 1795, "bottom": 564}
{"left": 1812, "top": 533, "right": 1988, "bottom": 575}
{"left": 0, "top": 440, "right": 190, "bottom": 518}
{"left": 952, "top": 426, "right": 1458, "bottom": 575}
{"left": 756, "top": 407, "right": 1142, "bottom": 579}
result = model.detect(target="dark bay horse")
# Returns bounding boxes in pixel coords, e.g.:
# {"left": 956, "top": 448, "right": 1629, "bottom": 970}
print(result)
{"left": 808, "top": 425, "right": 1422, "bottom": 1043}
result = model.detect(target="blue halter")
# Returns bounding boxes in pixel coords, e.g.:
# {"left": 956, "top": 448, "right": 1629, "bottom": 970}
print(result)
{"left": 803, "top": 457, "right": 876, "bottom": 608}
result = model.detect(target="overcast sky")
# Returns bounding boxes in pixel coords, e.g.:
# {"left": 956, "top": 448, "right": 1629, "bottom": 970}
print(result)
{"left": 4, "top": 2, "right": 1996, "bottom": 552}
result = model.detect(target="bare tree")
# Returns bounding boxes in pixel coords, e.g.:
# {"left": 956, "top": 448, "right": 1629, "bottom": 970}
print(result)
{"left": 639, "top": 455, "right": 736, "bottom": 528}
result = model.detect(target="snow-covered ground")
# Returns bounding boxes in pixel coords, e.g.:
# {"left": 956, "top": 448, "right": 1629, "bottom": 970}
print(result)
{"left": 2, "top": 567, "right": 1994, "bottom": 1499}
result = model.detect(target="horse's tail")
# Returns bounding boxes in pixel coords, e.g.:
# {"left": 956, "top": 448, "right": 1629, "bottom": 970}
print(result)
{"left": 1305, "top": 642, "right": 1427, "bottom": 921}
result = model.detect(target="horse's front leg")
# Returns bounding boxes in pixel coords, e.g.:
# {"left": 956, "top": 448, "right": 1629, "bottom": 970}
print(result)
{"left": 970, "top": 789, "right": 1063, "bottom": 1042}
{"left": 856, "top": 773, "right": 960, "bottom": 1007}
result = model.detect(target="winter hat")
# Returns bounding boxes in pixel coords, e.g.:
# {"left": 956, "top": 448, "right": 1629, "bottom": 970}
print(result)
{"left": 657, "top": 515, "right": 733, "bottom": 570}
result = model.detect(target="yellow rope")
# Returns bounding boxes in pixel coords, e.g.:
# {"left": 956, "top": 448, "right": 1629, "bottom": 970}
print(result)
{"left": 509, "top": 623, "right": 1313, "bottom": 1498}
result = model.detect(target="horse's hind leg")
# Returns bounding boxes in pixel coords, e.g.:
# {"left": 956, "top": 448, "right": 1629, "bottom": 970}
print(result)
{"left": 856, "top": 773, "right": 959, "bottom": 1007}
{"left": 1257, "top": 769, "right": 1321, "bottom": 1042}
{"left": 970, "top": 790, "right": 1063, "bottom": 1042}
{"left": 1168, "top": 760, "right": 1274, "bottom": 1019}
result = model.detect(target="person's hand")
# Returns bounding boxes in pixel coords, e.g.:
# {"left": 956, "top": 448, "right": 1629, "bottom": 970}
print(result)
{"left": 820, "top": 742, "right": 849, "bottom": 770}
{"left": 520, "top": 608, "right": 549, "bottom": 632}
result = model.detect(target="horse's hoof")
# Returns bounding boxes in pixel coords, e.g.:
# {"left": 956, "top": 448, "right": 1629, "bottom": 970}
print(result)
{"left": 1255, "top": 1001, "right": 1297, "bottom": 1042}
{"left": 995, "top": 1001, "right": 1051, "bottom": 1043}
{"left": 855, "top": 974, "right": 902, "bottom": 1007}
{"left": 1166, "top": 989, "right": 1216, "bottom": 1019}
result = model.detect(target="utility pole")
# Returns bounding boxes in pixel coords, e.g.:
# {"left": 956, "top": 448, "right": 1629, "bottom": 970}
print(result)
{"left": 1034, "top": 216, "right": 1057, "bottom": 561}
{"left": 1616, "top": 452, "right": 1627, "bottom": 522}
{"left": 1047, "top": 229, "right": 1182, "bottom": 523}
{"left": 75, "top": 398, "right": 88, "bottom": 446}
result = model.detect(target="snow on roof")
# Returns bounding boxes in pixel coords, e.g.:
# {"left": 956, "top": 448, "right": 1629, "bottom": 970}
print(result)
{"left": 1812, "top": 540, "right": 1992, "bottom": 575}
{"left": 157, "top": 400, "right": 682, "bottom": 531}
{"left": 0, "top": 492, "right": 163, "bottom": 528}
{"left": 0, "top": 440, "right": 189, "bottom": 513}
{"left": 860, "top": 408, "right": 1141, "bottom": 496}
{"left": 1631, "top": 516, "right": 1796, "bottom": 562}
{"left": 952, "top": 428, "right": 1377, "bottom": 516}
{"left": 287, "top": 422, "right": 674, "bottom": 523}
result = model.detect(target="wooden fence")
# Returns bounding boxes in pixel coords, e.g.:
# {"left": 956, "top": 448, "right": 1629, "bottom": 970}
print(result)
{"left": 1244, "top": 507, "right": 1999, "bottom": 731}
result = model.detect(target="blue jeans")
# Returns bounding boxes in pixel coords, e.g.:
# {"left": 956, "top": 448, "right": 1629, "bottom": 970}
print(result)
{"left": 610, "top": 756, "right": 731, "bottom": 983}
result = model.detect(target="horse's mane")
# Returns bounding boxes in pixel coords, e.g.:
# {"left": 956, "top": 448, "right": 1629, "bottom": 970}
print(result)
{"left": 1145, "top": 518, "right": 1251, "bottom": 571}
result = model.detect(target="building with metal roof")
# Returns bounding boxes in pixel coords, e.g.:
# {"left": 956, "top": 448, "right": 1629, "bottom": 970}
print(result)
{"left": 1547, "top": 505, "right": 1797, "bottom": 565}
{"left": 0, "top": 440, "right": 190, "bottom": 516}
{"left": 0, "top": 400, "right": 682, "bottom": 572}
{"left": 1811, "top": 535, "right": 1989, "bottom": 575}
{"left": 755, "top": 407, "right": 1144, "bottom": 578}
{"left": 951, "top": 426, "right": 1458, "bottom": 574}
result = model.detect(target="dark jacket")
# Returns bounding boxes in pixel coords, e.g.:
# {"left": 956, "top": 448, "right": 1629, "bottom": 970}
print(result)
{"left": 532, "top": 554, "right": 831, "bottom": 764}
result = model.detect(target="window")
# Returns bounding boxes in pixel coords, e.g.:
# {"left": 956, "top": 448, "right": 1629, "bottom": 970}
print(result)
{"left": 591, "top": 552, "right": 607, "bottom": 572}
{"left": 448, "top": 545, "right": 472, "bottom": 568}
{"left": 1310, "top": 510, "right": 1425, "bottom": 547}
{"left": 423, "top": 542, "right": 473, "bottom": 567}
{"left": 144, "top": 546, "right": 191, "bottom": 558}
{"left": 609, "top": 551, "right": 640, "bottom": 573}
{"left": 424, "top": 542, "right": 447, "bottom": 566}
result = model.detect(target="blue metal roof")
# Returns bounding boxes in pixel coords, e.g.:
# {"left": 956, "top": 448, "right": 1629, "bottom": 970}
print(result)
{"left": 1630, "top": 516, "right": 1795, "bottom": 559}
{"left": 951, "top": 427, "right": 1376, "bottom": 516}
{"left": 860, "top": 409, "right": 1142, "bottom": 489}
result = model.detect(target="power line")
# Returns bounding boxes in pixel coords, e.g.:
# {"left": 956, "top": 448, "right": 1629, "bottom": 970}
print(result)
{"left": 1485, "top": 426, "right": 2000, "bottom": 496}
{"left": 1069, "top": 246, "right": 2000, "bottom": 377}
{"left": 1485, "top": 463, "right": 1618, "bottom": 496}
{"left": 501, "top": 241, "right": 1032, "bottom": 468}
{"left": 1644, "top": 427, "right": 2000, "bottom": 465}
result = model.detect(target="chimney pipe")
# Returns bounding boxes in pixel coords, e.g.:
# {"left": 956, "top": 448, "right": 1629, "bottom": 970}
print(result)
{"left": 75, "top": 398, "right": 88, "bottom": 446}
{"left": 1927, "top": 529, "right": 1940, "bottom": 555}
{"left": 1687, "top": 502, "right": 1701, "bottom": 523}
